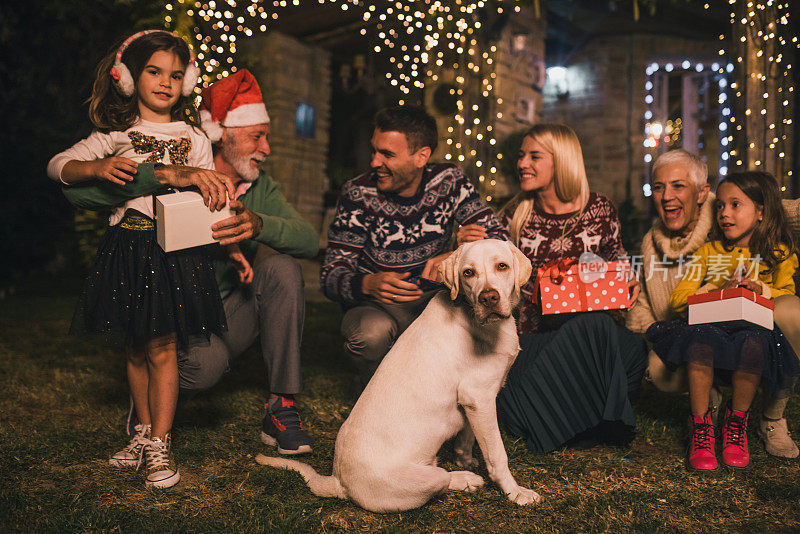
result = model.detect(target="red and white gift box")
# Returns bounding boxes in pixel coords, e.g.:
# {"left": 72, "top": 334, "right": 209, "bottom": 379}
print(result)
{"left": 535, "top": 258, "right": 631, "bottom": 315}
{"left": 687, "top": 287, "right": 774, "bottom": 330}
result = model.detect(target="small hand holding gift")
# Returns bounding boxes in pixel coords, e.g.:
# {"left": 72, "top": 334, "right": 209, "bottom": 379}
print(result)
{"left": 720, "top": 262, "right": 763, "bottom": 295}
{"left": 688, "top": 265, "right": 774, "bottom": 330}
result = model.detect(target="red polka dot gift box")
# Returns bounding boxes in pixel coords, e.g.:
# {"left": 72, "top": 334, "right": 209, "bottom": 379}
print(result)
{"left": 534, "top": 256, "right": 631, "bottom": 315}
{"left": 687, "top": 287, "right": 774, "bottom": 330}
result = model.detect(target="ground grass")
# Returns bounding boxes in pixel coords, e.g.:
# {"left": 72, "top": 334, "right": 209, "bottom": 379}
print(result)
{"left": 2, "top": 274, "right": 800, "bottom": 533}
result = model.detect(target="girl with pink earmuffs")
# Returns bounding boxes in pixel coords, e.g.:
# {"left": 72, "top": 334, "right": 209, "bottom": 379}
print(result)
{"left": 47, "top": 30, "right": 249, "bottom": 488}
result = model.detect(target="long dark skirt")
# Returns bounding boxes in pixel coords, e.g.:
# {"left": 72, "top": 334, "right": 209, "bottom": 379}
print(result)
{"left": 70, "top": 218, "right": 227, "bottom": 349}
{"left": 497, "top": 313, "right": 647, "bottom": 453}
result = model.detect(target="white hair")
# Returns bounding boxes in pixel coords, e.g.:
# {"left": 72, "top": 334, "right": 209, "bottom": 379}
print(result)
{"left": 652, "top": 149, "right": 708, "bottom": 188}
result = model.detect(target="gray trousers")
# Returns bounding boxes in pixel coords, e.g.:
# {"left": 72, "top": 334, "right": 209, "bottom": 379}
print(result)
{"left": 341, "top": 290, "right": 437, "bottom": 384}
{"left": 177, "top": 254, "right": 305, "bottom": 395}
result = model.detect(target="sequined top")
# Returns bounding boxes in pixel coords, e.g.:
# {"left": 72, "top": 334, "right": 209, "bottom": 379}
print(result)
{"left": 47, "top": 119, "right": 213, "bottom": 225}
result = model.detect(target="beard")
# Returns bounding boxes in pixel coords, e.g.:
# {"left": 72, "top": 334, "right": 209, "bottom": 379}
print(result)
{"left": 222, "top": 139, "right": 262, "bottom": 182}
{"left": 374, "top": 165, "right": 417, "bottom": 195}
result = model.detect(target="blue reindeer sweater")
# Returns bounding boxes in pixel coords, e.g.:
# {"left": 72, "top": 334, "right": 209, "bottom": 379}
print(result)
{"left": 321, "top": 163, "right": 507, "bottom": 306}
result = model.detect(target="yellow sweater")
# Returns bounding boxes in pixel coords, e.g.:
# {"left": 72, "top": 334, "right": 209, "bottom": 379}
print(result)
{"left": 670, "top": 240, "right": 797, "bottom": 315}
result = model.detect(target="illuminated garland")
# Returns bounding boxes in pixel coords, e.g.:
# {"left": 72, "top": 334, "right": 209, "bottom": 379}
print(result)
{"left": 163, "top": 0, "right": 534, "bottom": 203}
{"left": 642, "top": 59, "right": 733, "bottom": 197}
{"left": 724, "top": 0, "right": 794, "bottom": 190}
{"left": 642, "top": 1, "right": 794, "bottom": 195}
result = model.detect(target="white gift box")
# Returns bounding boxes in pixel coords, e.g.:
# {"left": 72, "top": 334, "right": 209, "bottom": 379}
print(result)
{"left": 687, "top": 287, "right": 774, "bottom": 330}
{"left": 155, "top": 191, "right": 232, "bottom": 252}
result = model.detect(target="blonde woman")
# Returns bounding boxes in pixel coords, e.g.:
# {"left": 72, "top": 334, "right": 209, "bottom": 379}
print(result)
{"left": 459, "top": 124, "right": 647, "bottom": 453}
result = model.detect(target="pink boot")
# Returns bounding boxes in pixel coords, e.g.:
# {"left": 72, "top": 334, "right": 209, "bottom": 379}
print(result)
{"left": 721, "top": 405, "right": 750, "bottom": 468}
{"left": 687, "top": 411, "right": 718, "bottom": 471}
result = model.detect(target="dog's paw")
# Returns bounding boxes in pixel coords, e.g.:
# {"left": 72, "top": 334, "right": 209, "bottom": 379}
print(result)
{"left": 508, "top": 486, "right": 543, "bottom": 506}
{"left": 448, "top": 471, "right": 485, "bottom": 492}
{"left": 454, "top": 455, "right": 479, "bottom": 469}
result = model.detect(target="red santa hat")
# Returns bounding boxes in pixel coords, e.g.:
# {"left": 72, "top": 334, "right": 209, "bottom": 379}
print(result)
{"left": 199, "top": 69, "right": 270, "bottom": 142}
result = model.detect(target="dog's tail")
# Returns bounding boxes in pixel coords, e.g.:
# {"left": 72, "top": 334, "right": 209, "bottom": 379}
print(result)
{"left": 255, "top": 454, "right": 347, "bottom": 499}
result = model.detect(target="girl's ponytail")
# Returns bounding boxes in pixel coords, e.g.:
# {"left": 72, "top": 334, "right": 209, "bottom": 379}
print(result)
{"left": 88, "top": 50, "right": 140, "bottom": 132}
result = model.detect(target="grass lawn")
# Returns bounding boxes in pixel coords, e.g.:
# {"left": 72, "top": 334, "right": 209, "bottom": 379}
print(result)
{"left": 2, "top": 274, "right": 800, "bottom": 533}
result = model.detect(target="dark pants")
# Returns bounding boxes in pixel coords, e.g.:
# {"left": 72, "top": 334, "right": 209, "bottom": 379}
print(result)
{"left": 340, "top": 291, "right": 438, "bottom": 385}
{"left": 177, "top": 254, "right": 305, "bottom": 395}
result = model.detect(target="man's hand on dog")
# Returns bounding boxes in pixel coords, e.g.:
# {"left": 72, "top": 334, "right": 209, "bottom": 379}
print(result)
{"left": 362, "top": 272, "right": 423, "bottom": 304}
{"left": 456, "top": 223, "right": 487, "bottom": 246}
{"left": 420, "top": 252, "right": 451, "bottom": 283}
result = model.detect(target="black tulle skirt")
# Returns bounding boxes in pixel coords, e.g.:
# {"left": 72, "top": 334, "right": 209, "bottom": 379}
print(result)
{"left": 70, "top": 215, "right": 227, "bottom": 349}
{"left": 646, "top": 320, "right": 800, "bottom": 397}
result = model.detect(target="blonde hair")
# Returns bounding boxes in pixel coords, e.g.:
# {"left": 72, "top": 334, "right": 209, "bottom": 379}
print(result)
{"left": 502, "top": 123, "right": 590, "bottom": 245}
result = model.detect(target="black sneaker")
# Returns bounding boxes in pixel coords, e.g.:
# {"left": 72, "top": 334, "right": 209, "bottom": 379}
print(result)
{"left": 260, "top": 396, "right": 313, "bottom": 455}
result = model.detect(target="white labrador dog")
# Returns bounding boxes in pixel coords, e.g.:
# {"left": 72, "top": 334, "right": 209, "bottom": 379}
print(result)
{"left": 256, "top": 238, "right": 541, "bottom": 512}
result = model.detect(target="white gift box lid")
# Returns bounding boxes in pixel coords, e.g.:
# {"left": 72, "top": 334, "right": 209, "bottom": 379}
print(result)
{"left": 155, "top": 190, "right": 232, "bottom": 252}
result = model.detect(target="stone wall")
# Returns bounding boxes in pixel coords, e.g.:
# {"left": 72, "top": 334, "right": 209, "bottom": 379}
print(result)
{"left": 541, "top": 33, "right": 719, "bottom": 211}
{"left": 242, "top": 32, "right": 331, "bottom": 239}
{"left": 425, "top": 6, "right": 546, "bottom": 202}
{"left": 490, "top": 7, "right": 547, "bottom": 200}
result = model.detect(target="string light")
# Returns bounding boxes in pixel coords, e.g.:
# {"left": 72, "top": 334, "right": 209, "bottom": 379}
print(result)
{"left": 643, "top": 59, "right": 731, "bottom": 192}
{"left": 642, "top": 1, "right": 795, "bottom": 194}
{"left": 164, "top": 0, "right": 528, "bottom": 203}
{"left": 724, "top": 0, "right": 794, "bottom": 186}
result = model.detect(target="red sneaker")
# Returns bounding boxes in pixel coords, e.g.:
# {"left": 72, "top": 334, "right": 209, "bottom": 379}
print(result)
{"left": 721, "top": 405, "right": 750, "bottom": 468}
{"left": 687, "top": 411, "right": 718, "bottom": 471}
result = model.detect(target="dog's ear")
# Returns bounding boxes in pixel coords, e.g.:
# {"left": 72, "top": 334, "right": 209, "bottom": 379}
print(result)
{"left": 507, "top": 241, "right": 533, "bottom": 294}
{"left": 438, "top": 246, "right": 462, "bottom": 300}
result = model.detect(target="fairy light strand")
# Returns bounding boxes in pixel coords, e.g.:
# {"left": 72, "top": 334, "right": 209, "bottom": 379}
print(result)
{"left": 163, "top": 0, "right": 529, "bottom": 203}
{"left": 642, "top": 1, "right": 795, "bottom": 196}
{"left": 723, "top": 0, "right": 794, "bottom": 189}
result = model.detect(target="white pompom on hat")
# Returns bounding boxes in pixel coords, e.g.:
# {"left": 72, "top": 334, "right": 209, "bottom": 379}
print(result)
{"left": 110, "top": 30, "right": 199, "bottom": 98}
{"left": 198, "top": 69, "right": 270, "bottom": 142}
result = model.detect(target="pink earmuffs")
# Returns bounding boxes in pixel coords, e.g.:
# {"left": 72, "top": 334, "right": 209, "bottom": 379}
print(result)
{"left": 110, "top": 30, "right": 199, "bottom": 97}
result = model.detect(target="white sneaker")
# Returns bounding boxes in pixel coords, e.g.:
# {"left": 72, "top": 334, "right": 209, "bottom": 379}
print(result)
{"left": 143, "top": 434, "right": 180, "bottom": 489}
{"left": 109, "top": 424, "right": 151, "bottom": 467}
{"left": 758, "top": 417, "right": 800, "bottom": 458}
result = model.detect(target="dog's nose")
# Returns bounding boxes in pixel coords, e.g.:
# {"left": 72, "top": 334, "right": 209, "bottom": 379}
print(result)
{"left": 479, "top": 289, "right": 500, "bottom": 308}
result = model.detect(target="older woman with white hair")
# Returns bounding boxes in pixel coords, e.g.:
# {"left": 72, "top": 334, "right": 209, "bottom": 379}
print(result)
{"left": 628, "top": 149, "right": 716, "bottom": 393}
{"left": 629, "top": 148, "right": 800, "bottom": 459}
{"left": 460, "top": 124, "right": 647, "bottom": 453}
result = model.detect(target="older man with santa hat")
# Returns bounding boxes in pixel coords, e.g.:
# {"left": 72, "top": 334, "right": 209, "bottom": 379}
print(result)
{"left": 64, "top": 69, "right": 319, "bottom": 455}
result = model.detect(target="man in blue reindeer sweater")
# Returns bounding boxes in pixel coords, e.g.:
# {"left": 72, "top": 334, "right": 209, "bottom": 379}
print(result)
{"left": 320, "top": 105, "right": 507, "bottom": 386}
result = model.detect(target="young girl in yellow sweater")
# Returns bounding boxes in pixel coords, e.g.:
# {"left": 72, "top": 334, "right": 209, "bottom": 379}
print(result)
{"left": 647, "top": 171, "right": 800, "bottom": 471}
